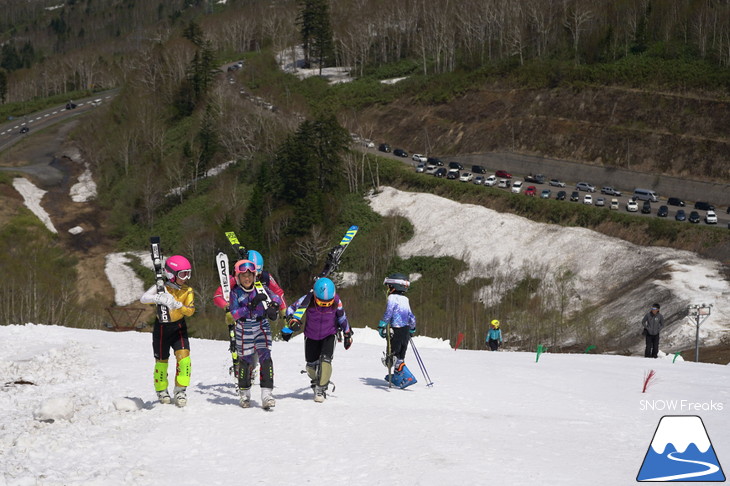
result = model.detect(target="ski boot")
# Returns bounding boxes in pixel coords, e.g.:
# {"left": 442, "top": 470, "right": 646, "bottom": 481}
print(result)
{"left": 314, "top": 385, "right": 326, "bottom": 403}
{"left": 261, "top": 388, "right": 275, "bottom": 410}
{"left": 157, "top": 389, "right": 172, "bottom": 405}
{"left": 173, "top": 386, "right": 187, "bottom": 407}
{"left": 238, "top": 388, "right": 251, "bottom": 408}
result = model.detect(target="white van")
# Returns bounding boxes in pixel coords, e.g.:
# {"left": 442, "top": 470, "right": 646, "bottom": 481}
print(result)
{"left": 633, "top": 188, "right": 658, "bottom": 202}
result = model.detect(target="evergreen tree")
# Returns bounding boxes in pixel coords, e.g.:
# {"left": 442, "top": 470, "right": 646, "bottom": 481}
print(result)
{"left": 296, "top": 0, "right": 334, "bottom": 72}
{"left": 0, "top": 68, "right": 7, "bottom": 103}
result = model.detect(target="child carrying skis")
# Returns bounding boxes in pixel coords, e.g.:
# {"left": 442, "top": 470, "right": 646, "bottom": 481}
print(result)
{"left": 487, "top": 319, "right": 503, "bottom": 351}
{"left": 281, "top": 277, "right": 352, "bottom": 402}
{"left": 229, "top": 259, "right": 282, "bottom": 409}
{"left": 140, "top": 255, "right": 195, "bottom": 407}
{"left": 379, "top": 273, "right": 417, "bottom": 388}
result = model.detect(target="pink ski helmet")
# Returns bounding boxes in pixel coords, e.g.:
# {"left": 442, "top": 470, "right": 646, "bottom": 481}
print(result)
{"left": 164, "top": 255, "right": 192, "bottom": 283}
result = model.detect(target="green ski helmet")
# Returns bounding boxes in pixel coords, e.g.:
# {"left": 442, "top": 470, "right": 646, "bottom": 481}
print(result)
{"left": 384, "top": 273, "right": 410, "bottom": 293}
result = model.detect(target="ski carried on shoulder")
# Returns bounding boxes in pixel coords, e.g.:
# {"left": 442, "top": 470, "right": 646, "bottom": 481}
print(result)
{"left": 215, "top": 250, "right": 238, "bottom": 377}
{"left": 149, "top": 236, "right": 170, "bottom": 323}
{"left": 224, "top": 231, "right": 273, "bottom": 309}
{"left": 289, "top": 225, "right": 359, "bottom": 323}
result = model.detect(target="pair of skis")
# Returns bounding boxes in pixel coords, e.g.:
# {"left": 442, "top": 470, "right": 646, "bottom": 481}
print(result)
{"left": 149, "top": 236, "right": 171, "bottom": 323}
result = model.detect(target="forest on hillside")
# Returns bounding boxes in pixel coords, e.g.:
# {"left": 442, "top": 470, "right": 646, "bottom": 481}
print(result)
{"left": 1, "top": 0, "right": 729, "bottom": 352}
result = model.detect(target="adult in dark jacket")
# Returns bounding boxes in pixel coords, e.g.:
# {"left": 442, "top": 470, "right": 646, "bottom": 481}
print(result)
{"left": 641, "top": 303, "right": 664, "bottom": 358}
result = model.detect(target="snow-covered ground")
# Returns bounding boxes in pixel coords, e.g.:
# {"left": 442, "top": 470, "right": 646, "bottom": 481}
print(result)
{"left": 1, "top": 324, "right": 728, "bottom": 485}
{"left": 368, "top": 187, "right": 730, "bottom": 350}
{"left": 11, "top": 178, "right": 57, "bottom": 234}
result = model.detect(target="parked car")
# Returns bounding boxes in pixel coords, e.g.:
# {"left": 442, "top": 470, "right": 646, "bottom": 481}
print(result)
{"left": 415, "top": 164, "right": 425, "bottom": 173}
{"left": 610, "top": 198, "right": 619, "bottom": 210}
{"left": 667, "top": 197, "right": 685, "bottom": 207}
{"left": 424, "top": 164, "right": 437, "bottom": 174}
{"left": 511, "top": 181, "right": 524, "bottom": 193}
{"left": 675, "top": 209, "right": 686, "bottom": 221}
{"left": 583, "top": 194, "right": 593, "bottom": 205}
{"left": 576, "top": 182, "right": 596, "bottom": 192}
{"left": 595, "top": 197, "right": 605, "bottom": 207}
{"left": 569, "top": 191, "right": 579, "bottom": 202}
{"left": 484, "top": 175, "right": 497, "bottom": 186}
{"left": 525, "top": 186, "right": 537, "bottom": 196}
{"left": 448, "top": 161, "right": 464, "bottom": 170}
{"left": 556, "top": 190, "right": 566, "bottom": 200}
{"left": 641, "top": 201, "right": 652, "bottom": 214}
{"left": 540, "top": 189, "right": 552, "bottom": 199}
{"left": 626, "top": 200, "right": 639, "bottom": 212}
{"left": 393, "top": 149, "right": 408, "bottom": 157}
{"left": 412, "top": 153, "right": 428, "bottom": 163}
{"left": 473, "top": 176, "right": 484, "bottom": 185}
{"left": 601, "top": 186, "right": 622, "bottom": 196}
{"left": 378, "top": 143, "right": 391, "bottom": 153}
{"left": 549, "top": 179, "right": 566, "bottom": 187}
{"left": 495, "top": 170, "right": 512, "bottom": 179}
{"left": 459, "top": 172, "right": 473, "bottom": 182}
{"left": 434, "top": 168, "right": 447, "bottom": 178}
{"left": 657, "top": 205, "right": 669, "bottom": 217}
{"left": 705, "top": 210, "right": 718, "bottom": 224}
{"left": 524, "top": 174, "right": 546, "bottom": 184}
{"left": 472, "top": 165, "right": 487, "bottom": 174}
{"left": 694, "top": 201, "right": 715, "bottom": 211}
{"left": 498, "top": 179, "right": 511, "bottom": 188}
{"left": 688, "top": 211, "right": 701, "bottom": 223}
{"left": 362, "top": 139, "right": 375, "bottom": 148}
{"left": 427, "top": 157, "right": 444, "bottom": 166}
{"left": 446, "top": 169, "right": 460, "bottom": 180}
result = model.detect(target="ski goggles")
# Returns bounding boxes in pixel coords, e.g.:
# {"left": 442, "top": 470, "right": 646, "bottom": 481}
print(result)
{"left": 314, "top": 296, "right": 335, "bottom": 307}
{"left": 235, "top": 260, "right": 257, "bottom": 274}
{"left": 176, "top": 269, "right": 192, "bottom": 280}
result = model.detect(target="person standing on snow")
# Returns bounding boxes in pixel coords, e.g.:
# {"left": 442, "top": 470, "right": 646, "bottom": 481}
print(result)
{"left": 486, "top": 319, "right": 503, "bottom": 351}
{"left": 379, "top": 273, "right": 417, "bottom": 388}
{"left": 140, "top": 255, "right": 195, "bottom": 407}
{"left": 641, "top": 303, "right": 664, "bottom": 358}
{"left": 229, "top": 259, "right": 282, "bottom": 409}
{"left": 281, "top": 277, "right": 352, "bottom": 403}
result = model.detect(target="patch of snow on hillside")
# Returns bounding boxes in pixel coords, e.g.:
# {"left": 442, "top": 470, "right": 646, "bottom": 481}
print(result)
{"left": 105, "top": 252, "right": 152, "bottom": 306}
{"left": 277, "top": 45, "right": 354, "bottom": 84}
{"left": 12, "top": 178, "right": 57, "bottom": 233}
{"left": 69, "top": 163, "right": 97, "bottom": 202}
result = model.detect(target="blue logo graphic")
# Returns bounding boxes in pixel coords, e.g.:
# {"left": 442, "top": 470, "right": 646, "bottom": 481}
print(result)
{"left": 637, "top": 415, "right": 725, "bottom": 482}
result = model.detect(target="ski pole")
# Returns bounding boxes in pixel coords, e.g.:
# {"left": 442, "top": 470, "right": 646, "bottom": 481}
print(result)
{"left": 409, "top": 338, "right": 434, "bottom": 387}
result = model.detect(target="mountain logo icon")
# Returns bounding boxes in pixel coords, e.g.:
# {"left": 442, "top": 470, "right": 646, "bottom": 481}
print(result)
{"left": 637, "top": 415, "right": 726, "bottom": 482}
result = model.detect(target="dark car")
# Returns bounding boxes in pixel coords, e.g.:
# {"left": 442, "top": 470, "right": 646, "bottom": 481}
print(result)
{"left": 694, "top": 201, "right": 714, "bottom": 211}
{"left": 472, "top": 165, "right": 487, "bottom": 174}
{"left": 570, "top": 191, "right": 580, "bottom": 202}
{"left": 65, "top": 102, "right": 77, "bottom": 109}
{"left": 688, "top": 211, "right": 701, "bottom": 223}
{"left": 378, "top": 143, "right": 391, "bottom": 153}
{"left": 556, "top": 190, "right": 566, "bottom": 200}
{"left": 448, "top": 161, "right": 464, "bottom": 170}
{"left": 434, "top": 168, "right": 447, "bottom": 178}
{"left": 657, "top": 205, "right": 669, "bottom": 217}
{"left": 675, "top": 209, "right": 686, "bottom": 221}
{"left": 393, "top": 149, "right": 408, "bottom": 157}
{"left": 446, "top": 169, "right": 459, "bottom": 180}
{"left": 495, "top": 170, "right": 512, "bottom": 179}
{"left": 641, "top": 201, "right": 652, "bottom": 214}
{"left": 19, "top": 126, "right": 29, "bottom": 134}
{"left": 427, "top": 157, "right": 444, "bottom": 166}
{"left": 667, "top": 197, "right": 685, "bottom": 207}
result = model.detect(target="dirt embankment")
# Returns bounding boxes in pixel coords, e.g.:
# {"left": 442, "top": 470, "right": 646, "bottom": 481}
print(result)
{"left": 358, "top": 85, "right": 730, "bottom": 182}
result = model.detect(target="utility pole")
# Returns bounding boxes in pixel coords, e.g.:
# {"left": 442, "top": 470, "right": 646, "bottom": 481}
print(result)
{"left": 687, "top": 304, "right": 713, "bottom": 362}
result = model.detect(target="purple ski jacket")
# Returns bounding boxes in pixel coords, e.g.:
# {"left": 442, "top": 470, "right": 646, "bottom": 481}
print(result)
{"left": 287, "top": 293, "right": 350, "bottom": 341}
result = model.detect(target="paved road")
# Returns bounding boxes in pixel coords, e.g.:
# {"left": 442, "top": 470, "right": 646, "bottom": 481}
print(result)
{"left": 367, "top": 146, "right": 730, "bottom": 228}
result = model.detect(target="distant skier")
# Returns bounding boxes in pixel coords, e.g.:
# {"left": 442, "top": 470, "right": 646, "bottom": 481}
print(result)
{"left": 379, "top": 273, "right": 417, "bottom": 388}
{"left": 641, "top": 303, "right": 664, "bottom": 358}
{"left": 228, "top": 259, "right": 282, "bottom": 409}
{"left": 282, "top": 277, "right": 352, "bottom": 402}
{"left": 487, "top": 319, "right": 503, "bottom": 351}
{"left": 140, "top": 255, "right": 195, "bottom": 407}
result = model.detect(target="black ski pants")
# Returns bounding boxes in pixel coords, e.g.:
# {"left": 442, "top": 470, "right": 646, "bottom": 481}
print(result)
{"left": 645, "top": 333, "right": 660, "bottom": 358}
{"left": 391, "top": 327, "right": 410, "bottom": 361}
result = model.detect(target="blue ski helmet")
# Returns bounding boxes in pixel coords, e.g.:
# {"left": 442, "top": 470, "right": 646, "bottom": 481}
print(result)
{"left": 247, "top": 250, "right": 263, "bottom": 275}
{"left": 313, "top": 278, "right": 336, "bottom": 306}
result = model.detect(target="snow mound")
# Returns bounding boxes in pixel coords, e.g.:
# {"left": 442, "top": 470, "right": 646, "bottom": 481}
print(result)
{"left": 70, "top": 164, "right": 97, "bottom": 202}
{"left": 34, "top": 397, "right": 75, "bottom": 422}
{"left": 113, "top": 397, "right": 146, "bottom": 412}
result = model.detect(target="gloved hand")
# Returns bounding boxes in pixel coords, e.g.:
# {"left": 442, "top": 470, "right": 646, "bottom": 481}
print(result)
{"left": 155, "top": 293, "right": 182, "bottom": 309}
{"left": 343, "top": 330, "right": 353, "bottom": 350}
{"left": 249, "top": 292, "right": 268, "bottom": 308}
{"left": 225, "top": 311, "right": 234, "bottom": 326}
{"left": 409, "top": 327, "right": 416, "bottom": 337}
{"left": 266, "top": 306, "right": 279, "bottom": 321}
{"left": 281, "top": 327, "right": 293, "bottom": 342}
{"left": 288, "top": 319, "right": 302, "bottom": 333}
{"left": 378, "top": 320, "right": 388, "bottom": 339}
